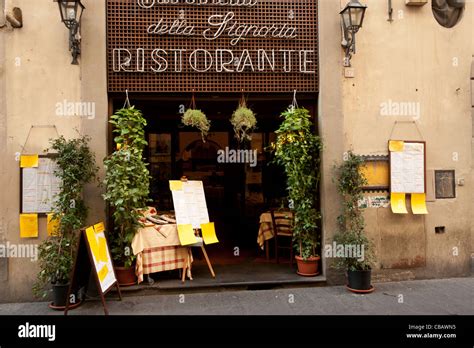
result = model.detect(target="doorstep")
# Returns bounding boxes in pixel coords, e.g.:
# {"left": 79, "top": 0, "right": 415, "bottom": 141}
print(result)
{"left": 115, "top": 262, "right": 326, "bottom": 293}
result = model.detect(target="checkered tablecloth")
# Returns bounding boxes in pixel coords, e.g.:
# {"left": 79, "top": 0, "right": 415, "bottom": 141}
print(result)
{"left": 257, "top": 211, "right": 293, "bottom": 249}
{"left": 137, "top": 245, "right": 191, "bottom": 283}
{"left": 132, "top": 223, "right": 192, "bottom": 284}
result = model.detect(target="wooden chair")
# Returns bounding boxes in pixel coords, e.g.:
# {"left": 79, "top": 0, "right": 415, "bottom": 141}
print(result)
{"left": 270, "top": 209, "right": 294, "bottom": 266}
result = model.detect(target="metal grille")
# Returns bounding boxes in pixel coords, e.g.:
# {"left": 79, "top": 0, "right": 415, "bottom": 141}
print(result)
{"left": 106, "top": 0, "right": 318, "bottom": 93}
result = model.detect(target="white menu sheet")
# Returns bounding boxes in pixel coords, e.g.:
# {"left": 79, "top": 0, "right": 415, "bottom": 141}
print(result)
{"left": 22, "top": 157, "right": 61, "bottom": 213}
{"left": 390, "top": 142, "right": 425, "bottom": 193}
{"left": 171, "top": 181, "right": 210, "bottom": 229}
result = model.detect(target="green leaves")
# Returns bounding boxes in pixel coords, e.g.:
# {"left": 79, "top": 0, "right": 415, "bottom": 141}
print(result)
{"left": 182, "top": 109, "right": 210, "bottom": 142}
{"left": 333, "top": 152, "right": 375, "bottom": 271}
{"left": 231, "top": 106, "right": 257, "bottom": 142}
{"left": 111, "top": 106, "right": 148, "bottom": 151}
{"left": 272, "top": 107, "right": 323, "bottom": 260}
{"left": 104, "top": 106, "right": 150, "bottom": 267}
{"left": 34, "top": 135, "right": 97, "bottom": 298}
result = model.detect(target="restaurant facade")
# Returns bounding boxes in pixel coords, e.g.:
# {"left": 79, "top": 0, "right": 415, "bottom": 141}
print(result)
{"left": 0, "top": 0, "right": 473, "bottom": 302}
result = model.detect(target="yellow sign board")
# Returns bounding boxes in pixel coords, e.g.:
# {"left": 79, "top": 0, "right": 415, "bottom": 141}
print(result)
{"left": 359, "top": 161, "right": 389, "bottom": 188}
{"left": 85, "top": 223, "right": 116, "bottom": 292}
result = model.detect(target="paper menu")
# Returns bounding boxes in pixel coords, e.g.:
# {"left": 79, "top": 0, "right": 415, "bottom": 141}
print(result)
{"left": 177, "top": 224, "right": 198, "bottom": 246}
{"left": 170, "top": 180, "right": 210, "bottom": 229}
{"left": 47, "top": 213, "right": 60, "bottom": 236}
{"left": 20, "top": 155, "right": 39, "bottom": 168}
{"left": 390, "top": 142, "right": 425, "bottom": 194}
{"left": 22, "top": 157, "right": 60, "bottom": 214}
{"left": 411, "top": 193, "right": 428, "bottom": 215}
{"left": 20, "top": 213, "right": 39, "bottom": 238}
{"left": 390, "top": 193, "right": 408, "bottom": 214}
{"left": 201, "top": 222, "right": 219, "bottom": 245}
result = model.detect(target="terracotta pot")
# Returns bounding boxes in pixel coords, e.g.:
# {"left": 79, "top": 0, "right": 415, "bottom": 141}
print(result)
{"left": 295, "top": 255, "right": 320, "bottom": 277}
{"left": 114, "top": 266, "right": 137, "bottom": 286}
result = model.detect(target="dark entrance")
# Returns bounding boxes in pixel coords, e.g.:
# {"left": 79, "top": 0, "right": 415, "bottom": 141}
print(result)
{"left": 109, "top": 93, "right": 321, "bottom": 286}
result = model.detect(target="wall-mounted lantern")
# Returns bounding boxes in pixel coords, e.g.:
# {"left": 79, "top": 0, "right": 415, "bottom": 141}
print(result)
{"left": 5, "top": 8, "right": 23, "bottom": 28}
{"left": 340, "top": 0, "right": 367, "bottom": 67}
{"left": 54, "top": 0, "right": 85, "bottom": 65}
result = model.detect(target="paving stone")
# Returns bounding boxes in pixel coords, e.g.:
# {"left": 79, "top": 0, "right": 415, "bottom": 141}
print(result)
{"left": 0, "top": 277, "right": 471, "bottom": 315}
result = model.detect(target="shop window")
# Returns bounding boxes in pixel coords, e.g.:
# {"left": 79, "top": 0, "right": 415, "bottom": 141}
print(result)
{"left": 432, "top": 0, "right": 465, "bottom": 28}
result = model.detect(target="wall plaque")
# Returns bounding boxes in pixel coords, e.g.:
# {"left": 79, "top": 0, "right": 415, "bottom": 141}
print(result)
{"left": 435, "top": 170, "right": 456, "bottom": 199}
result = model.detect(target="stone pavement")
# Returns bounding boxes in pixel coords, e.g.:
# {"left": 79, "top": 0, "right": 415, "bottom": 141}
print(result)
{"left": 0, "top": 277, "right": 472, "bottom": 315}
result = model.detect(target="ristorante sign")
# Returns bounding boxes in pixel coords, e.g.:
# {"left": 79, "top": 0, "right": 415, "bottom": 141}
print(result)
{"left": 106, "top": 0, "right": 318, "bottom": 93}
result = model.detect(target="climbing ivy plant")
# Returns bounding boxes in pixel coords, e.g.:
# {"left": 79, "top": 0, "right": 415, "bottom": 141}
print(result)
{"left": 272, "top": 107, "right": 323, "bottom": 260}
{"left": 103, "top": 106, "right": 150, "bottom": 268}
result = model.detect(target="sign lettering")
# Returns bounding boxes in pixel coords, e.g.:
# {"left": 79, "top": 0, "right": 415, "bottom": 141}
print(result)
{"left": 107, "top": 0, "right": 318, "bottom": 92}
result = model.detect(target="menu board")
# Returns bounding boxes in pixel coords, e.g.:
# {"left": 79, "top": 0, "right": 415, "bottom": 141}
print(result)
{"left": 170, "top": 180, "right": 210, "bottom": 229}
{"left": 85, "top": 223, "right": 117, "bottom": 293}
{"left": 390, "top": 142, "right": 425, "bottom": 194}
{"left": 21, "top": 157, "right": 61, "bottom": 214}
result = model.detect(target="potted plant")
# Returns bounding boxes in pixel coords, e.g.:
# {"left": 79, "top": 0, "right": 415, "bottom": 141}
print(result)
{"left": 33, "top": 135, "right": 97, "bottom": 308}
{"left": 34, "top": 236, "right": 74, "bottom": 308}
{"left": 103, "top": 106, "right": 150, "bottom": 286}
{"left": 333, "top": 151, "right": 376, "bottom": 292}
{"left": 182, "top": 109, "right": 211, "bottom": 143}
{"left": 230, "top": 99, "right": 257, "bottom": 143}
{"left": 272, "top": 107, "right": 323, "bottom": 276}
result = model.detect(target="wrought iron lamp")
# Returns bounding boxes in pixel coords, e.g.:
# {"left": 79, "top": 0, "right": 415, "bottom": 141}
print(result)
{"left": 340, "top": 0, "right": 367, "bottom": 67}
{"left": 55, "top": 0, "right": 85, "bottom": 65}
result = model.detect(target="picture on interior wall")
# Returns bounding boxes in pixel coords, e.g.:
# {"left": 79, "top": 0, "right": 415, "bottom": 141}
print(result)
{"left": 149, "top": 133, "right": 172, "bottom": 156}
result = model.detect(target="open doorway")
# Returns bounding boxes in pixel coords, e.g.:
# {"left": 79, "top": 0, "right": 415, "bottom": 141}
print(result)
{"left": 110, "top": 94, "right": 321, "bottom": 286}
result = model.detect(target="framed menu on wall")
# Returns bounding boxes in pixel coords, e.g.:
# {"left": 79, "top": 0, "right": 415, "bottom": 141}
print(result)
{"left": 20, "top": 155, "right": 60, "bottom": 215}
{"left": 389, "top": 141, "right": 426, "bottom": 194}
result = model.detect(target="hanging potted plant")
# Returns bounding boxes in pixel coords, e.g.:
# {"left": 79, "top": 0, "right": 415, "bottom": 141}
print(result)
{"left": 33, "top": 135, "right": 98, "bottom": 308}
{"left": 272, "top": 107, "right": 323, "bottom": 276}
{"left": 333, "top": 151, "right": 376, "bottom": 293}
{"left": 230, "top": 97, "right": 257, "bottom": 143}
{"left": 103, "top": 106, "right": 150, "bottom": 286}
{"left": 181, "top": 94, "right": 211, "bottom": 142}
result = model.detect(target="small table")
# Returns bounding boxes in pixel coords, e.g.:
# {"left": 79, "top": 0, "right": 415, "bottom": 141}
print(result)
{"left": 132, "top": 223, "right": 192, "bottom": 284}
{"left": 257, "top": 211, "right": 293, "bottom": 260}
